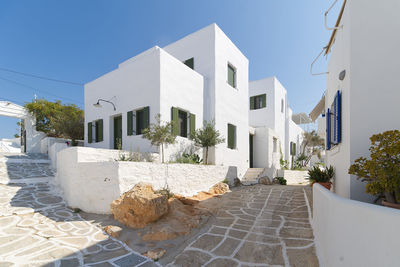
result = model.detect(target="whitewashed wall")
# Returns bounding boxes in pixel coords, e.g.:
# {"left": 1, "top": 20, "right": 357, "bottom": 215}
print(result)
{"left": 49, "top": 142, "right": 68, "bottom": 169}
{"left": 277, "top": 170, "right": 308, "bottom": 185}
{"left": 325, "top": 0, "right": 400, "bottom": 202}
{"left": 164, "top": 23, "right": 250, "bottom": 178}
{"left": 313, "top": 184, "right": 400, "bottom": 267}
{"left": 84, "top": 46, "right": 203, "bottom": 161}
{"left": 56, "top": 147, "right": 236, "bottom": 214}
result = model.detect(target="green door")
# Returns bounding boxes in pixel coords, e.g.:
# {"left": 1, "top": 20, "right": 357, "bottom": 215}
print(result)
{"left": 114, "top": 116, "right": 122, "bottom": 149}
{"left": 249, "top": 134, "right": 254, "bottom": 168}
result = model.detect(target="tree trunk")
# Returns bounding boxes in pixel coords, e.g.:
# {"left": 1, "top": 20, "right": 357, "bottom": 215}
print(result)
{"left": 205, "top": 147, "right": 209, "bottom": 165}
{"left": 161, "top": 144, "right": 164, "bottom": 163}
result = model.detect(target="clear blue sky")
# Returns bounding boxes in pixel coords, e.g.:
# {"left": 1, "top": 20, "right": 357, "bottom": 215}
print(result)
{"left": 0, "top": 0, "right": 340, "bottom": 138}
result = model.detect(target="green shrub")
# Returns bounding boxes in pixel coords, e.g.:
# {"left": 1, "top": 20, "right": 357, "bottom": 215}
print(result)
{"left": 275, "top": 177, "right": 287, "bottom": 185}
{"left": 307, "top": 166, "right": 334, "bottom": 184}
{"left": 174, "top": 152, "right": 202, "bottom": 164}
{"left": 348, "top": 130, "right": 400, "bottom": 204}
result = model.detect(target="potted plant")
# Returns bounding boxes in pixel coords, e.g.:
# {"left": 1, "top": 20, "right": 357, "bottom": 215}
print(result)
{"left": 307, "top": 166, "right": 334, "bottom": 190}
{"left": 348, "top": 130, "right": 400, "bottom": 209}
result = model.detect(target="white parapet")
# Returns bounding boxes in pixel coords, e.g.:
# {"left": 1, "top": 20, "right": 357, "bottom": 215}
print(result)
{"left": 313, "top": 184, "right": 400, "bottom": 267}
{"left": 56, "top": 147, "right": 237, "bottom": 214}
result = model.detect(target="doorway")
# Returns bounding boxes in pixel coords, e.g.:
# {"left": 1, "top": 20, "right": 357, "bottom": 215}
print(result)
{"left": 249, "top": 134, "right": 254, "bottom": 168}
{"left": 113, "top": 115, "right": 122, "bottom": 149}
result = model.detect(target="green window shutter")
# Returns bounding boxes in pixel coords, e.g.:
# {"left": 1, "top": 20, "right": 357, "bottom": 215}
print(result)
{"left": 88, "top": 122, "right": 92, "bottom": 143}
{"left": 143, "top": 106, "right": 150, "bottom": 130}
{"left": 189, "top": 113, "right": 195, "bottom": 138}
{"left": 228, "top": 64, "right": 235, "bottom": 88}
{"left": 184, "top": 58, "right": 194, "bottom": 69}
{"left": 250, "top": 96, "right": 254, "bottom": 110}
{"left": 98, "top": 119, "right": 103, "bottom": 142}
{"left": 228, "top": 124, "right": 234, "bottom": 149}
{"left": 171, "top": 107, "right": 179, "bottom": 135}
{"left": 127, "top": 111, "right": 133, "bottom": 136}
{"left": 262, "top": 94, "right": 267, "bottom": 108}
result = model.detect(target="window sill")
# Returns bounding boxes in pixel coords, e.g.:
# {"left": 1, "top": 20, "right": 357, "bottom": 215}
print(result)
{"left": 328, "top": 144, "right": 340, "bottom": 156}
{"left": 226, "top": 82, "right": 237, "bottom": 90}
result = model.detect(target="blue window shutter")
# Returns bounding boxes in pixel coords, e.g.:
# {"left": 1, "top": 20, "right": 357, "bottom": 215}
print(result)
{"left": 326, "top": 108, "right": 331, "bottom": 150}
{"left": 337, "top": 91, "right": 342, "bottom": 143}
{"left": 333, "top": 94, "right": 338, "bottom": 144}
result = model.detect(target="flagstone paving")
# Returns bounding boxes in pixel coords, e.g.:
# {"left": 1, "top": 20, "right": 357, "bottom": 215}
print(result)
{"left": 0, "top": 153, "right": 158, "bottom": 267}
{"left": 168, "top": 185, "right": 319, "bottom": 267}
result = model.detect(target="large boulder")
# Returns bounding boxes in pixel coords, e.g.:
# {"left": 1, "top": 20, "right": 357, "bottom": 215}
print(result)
{"left": 258, "top": 176, "right": 272, "bottom": 185}
{"left": 209, "top": 182, "right": 230, "bottom": 195}
{"left": 110, "top": 183, "right": 168, "bottom": 228}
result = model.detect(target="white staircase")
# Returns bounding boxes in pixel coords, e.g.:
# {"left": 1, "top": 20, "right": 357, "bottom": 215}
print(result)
{"left": 241, "top": 168, "right": 265, "bottom": 185}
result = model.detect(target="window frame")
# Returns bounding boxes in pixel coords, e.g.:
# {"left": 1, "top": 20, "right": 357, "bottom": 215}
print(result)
{"left": 227, "top": 63, "right": 237, "bottom": 88}
{"left": 227, "top": 123, "right": 237, "bottom": 149}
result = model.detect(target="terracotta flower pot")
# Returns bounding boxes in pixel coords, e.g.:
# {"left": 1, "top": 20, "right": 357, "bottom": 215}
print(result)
{"left": 382, "top": 200, "right": 400, "bottom": 210}
{"left": 312, "top": 182, "right": 332, "bottom": 190}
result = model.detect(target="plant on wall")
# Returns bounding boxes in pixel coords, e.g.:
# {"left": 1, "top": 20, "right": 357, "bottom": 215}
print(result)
{"left": 191, "top": 120, "right": 225, "bottom": 165}
{"left": 142, "top": 114, "right": 176, "bottom": 163}
{"left": 348, "top": 130, "right": 400, "bottom": 205}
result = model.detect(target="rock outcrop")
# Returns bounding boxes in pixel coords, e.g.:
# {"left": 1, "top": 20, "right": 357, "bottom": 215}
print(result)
{"left": 110, "top": 183, "right": 168, "bottom": 228}
{"left": 104, "top": 225, "right": 123, "bottom": 238}
{"left": 208, "top": 182, "right": 230, "bottom": 195}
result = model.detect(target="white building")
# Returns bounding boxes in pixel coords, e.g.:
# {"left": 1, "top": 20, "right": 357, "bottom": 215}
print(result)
{"left": 249, "top": 77, "right": 303, "bottom": 169}
{"left": 310, "top": 0, "right": 400, "bottom": 202}
{"left": 85, "top": 24, "right": 250, "bottom": 178}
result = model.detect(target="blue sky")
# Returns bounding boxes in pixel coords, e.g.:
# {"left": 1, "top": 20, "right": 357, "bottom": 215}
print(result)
{"left": 0, "top": 0, "right": 340, "bottom": 138}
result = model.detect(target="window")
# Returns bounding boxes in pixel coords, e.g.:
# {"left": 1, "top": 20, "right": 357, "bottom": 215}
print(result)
{"left": 250, "top": 94, "right": 266, "bottom": 110}
{"left": 127, "top": 106, "right": 150, "bottom": 136}
{"left": 171, "top": 107, "right": 196, "bottom": 138}
{"left": 178, "top": 110, "right": 188, "bottom": 137}
{"left": 273, "top": 137, "right": 278, "bottom": 153}
{"left": 94, "top": 119, "right": 103, "bottom": 142}
{"left": 227, "top": 123, "right": 237, "bottom": 149}
{"left": 290, "top": 142, "right": 296, "bottom": 156}
{"left": 281, "top": 99, "right": 284, "bottom": 113}
{"left": 326, "top": 90, "right": 342, "bottom": 150}
{"left": 227, "top": 64, "right": 236, "bottom": 88}
{"left": 183, "top": 58, "right": 194, "bottom": 69}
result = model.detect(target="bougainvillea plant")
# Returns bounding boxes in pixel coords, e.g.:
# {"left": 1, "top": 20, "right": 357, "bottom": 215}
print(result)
{"left": 348, "top": 130, "right": 400, "bottom": 203}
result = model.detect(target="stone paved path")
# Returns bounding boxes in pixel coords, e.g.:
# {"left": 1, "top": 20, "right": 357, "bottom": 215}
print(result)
{"left": 0, "top": 153, "right": 158, "bottom": 267}
{"left": 168, "top": 185, "right": 319, "bottom": 267}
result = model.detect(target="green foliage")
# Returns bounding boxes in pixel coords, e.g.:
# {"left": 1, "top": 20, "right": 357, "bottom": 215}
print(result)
{"left": 348, "top": 130, "right": 400, "bottom": 204}
{"left": 142, "top": 114, "right": 176, "bottom": 163}
{"left": 174, "top": 152, "right": 202, "bottom": 164}
{"left": 155, "top": 186, "right": 174, "bottom": 199}
{"left": 307, "top": 166, "right": 334, "bottom": 184}
{"left": 191, "top": 120, "right": 225, "bottom": 164}
{"left": 299, "top": 130, "right": 325, "bottom": 167}
{"left": 115, "top": 151, "right": 153, "bottom": 162}
{"left": 275, "top": 177, "right": 287, "bottom": 185}
{"left": 25, "top": 99, "right": 84, "bottom": 144}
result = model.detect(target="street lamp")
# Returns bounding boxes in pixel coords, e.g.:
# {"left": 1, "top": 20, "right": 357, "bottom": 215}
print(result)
{"left": 93, "top": 99, "right": 116, "bottom": 111}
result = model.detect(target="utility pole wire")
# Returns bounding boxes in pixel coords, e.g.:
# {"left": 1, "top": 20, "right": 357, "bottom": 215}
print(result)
{"left": 0, "top": 66, "right": 83, "bottom": 86}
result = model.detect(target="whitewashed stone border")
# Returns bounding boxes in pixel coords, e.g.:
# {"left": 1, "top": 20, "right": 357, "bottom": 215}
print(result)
{"left": 277, "top": 169, "right": 309, "bottom": 185}
{"left": 56, "top": 147, "right": 237, "bottom": 214}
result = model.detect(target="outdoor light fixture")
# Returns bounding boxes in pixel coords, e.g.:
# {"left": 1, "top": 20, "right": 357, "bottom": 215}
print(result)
{"left": 339, "top": 70, "right": 346, "bottom": 81}
{"left": 93, "top": 99, "right": 116, "bottom": 111}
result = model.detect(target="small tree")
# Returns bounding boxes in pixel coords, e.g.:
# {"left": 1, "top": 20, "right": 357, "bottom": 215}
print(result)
{"left": 52, "top": 104, "right": 84, "bottom": 145}
{"left": 298, "top": 130, "right": 325, "bottom": 167}
{"left": 25, "top": 99, "right": 84, "bottom": 145}
{"left": 142, "top": 114, "right": 176, "bottom": 163}
{"left": 192, "top": 120, "right": 225, "bottom": 165}
{"left": 348, "top": 130, "right": 400, "bottom": 204}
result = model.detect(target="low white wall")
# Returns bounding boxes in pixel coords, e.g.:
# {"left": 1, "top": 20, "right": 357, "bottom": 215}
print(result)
{"left": 49, "top": 142, "right": 68, "bottom": 170}
{"left": 56, "top": 147, "right": 236, "bottom": 214}
{"left": 277, "top": 170, "right": 309, "bottom": 185}
{"left": 313, "top": 184, "right": 400, "bottom": 267}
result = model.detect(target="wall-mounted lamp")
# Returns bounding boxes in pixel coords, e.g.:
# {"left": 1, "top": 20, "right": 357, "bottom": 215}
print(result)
{"left": 93, "top": 99, "right": 116, "bottom": 111}
{"left": 339, "top": 70, "right": 346, "bottom": 81}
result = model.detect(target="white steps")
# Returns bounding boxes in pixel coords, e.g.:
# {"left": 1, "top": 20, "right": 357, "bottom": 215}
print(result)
{"left": 241, "top": 168, "right": 265, "bottom": 185}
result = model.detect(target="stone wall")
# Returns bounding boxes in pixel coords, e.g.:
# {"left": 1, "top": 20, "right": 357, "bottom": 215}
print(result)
{"left": 56, "top": 147, "right": 237, "bottom": 214}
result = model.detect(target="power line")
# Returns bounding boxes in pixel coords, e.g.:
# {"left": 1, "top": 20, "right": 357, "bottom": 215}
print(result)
{"left": 0, "top": 76, "right": 84, "bottom": 105}
{"left": 0, "top": 66, "right": 83, "bottom": 86}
